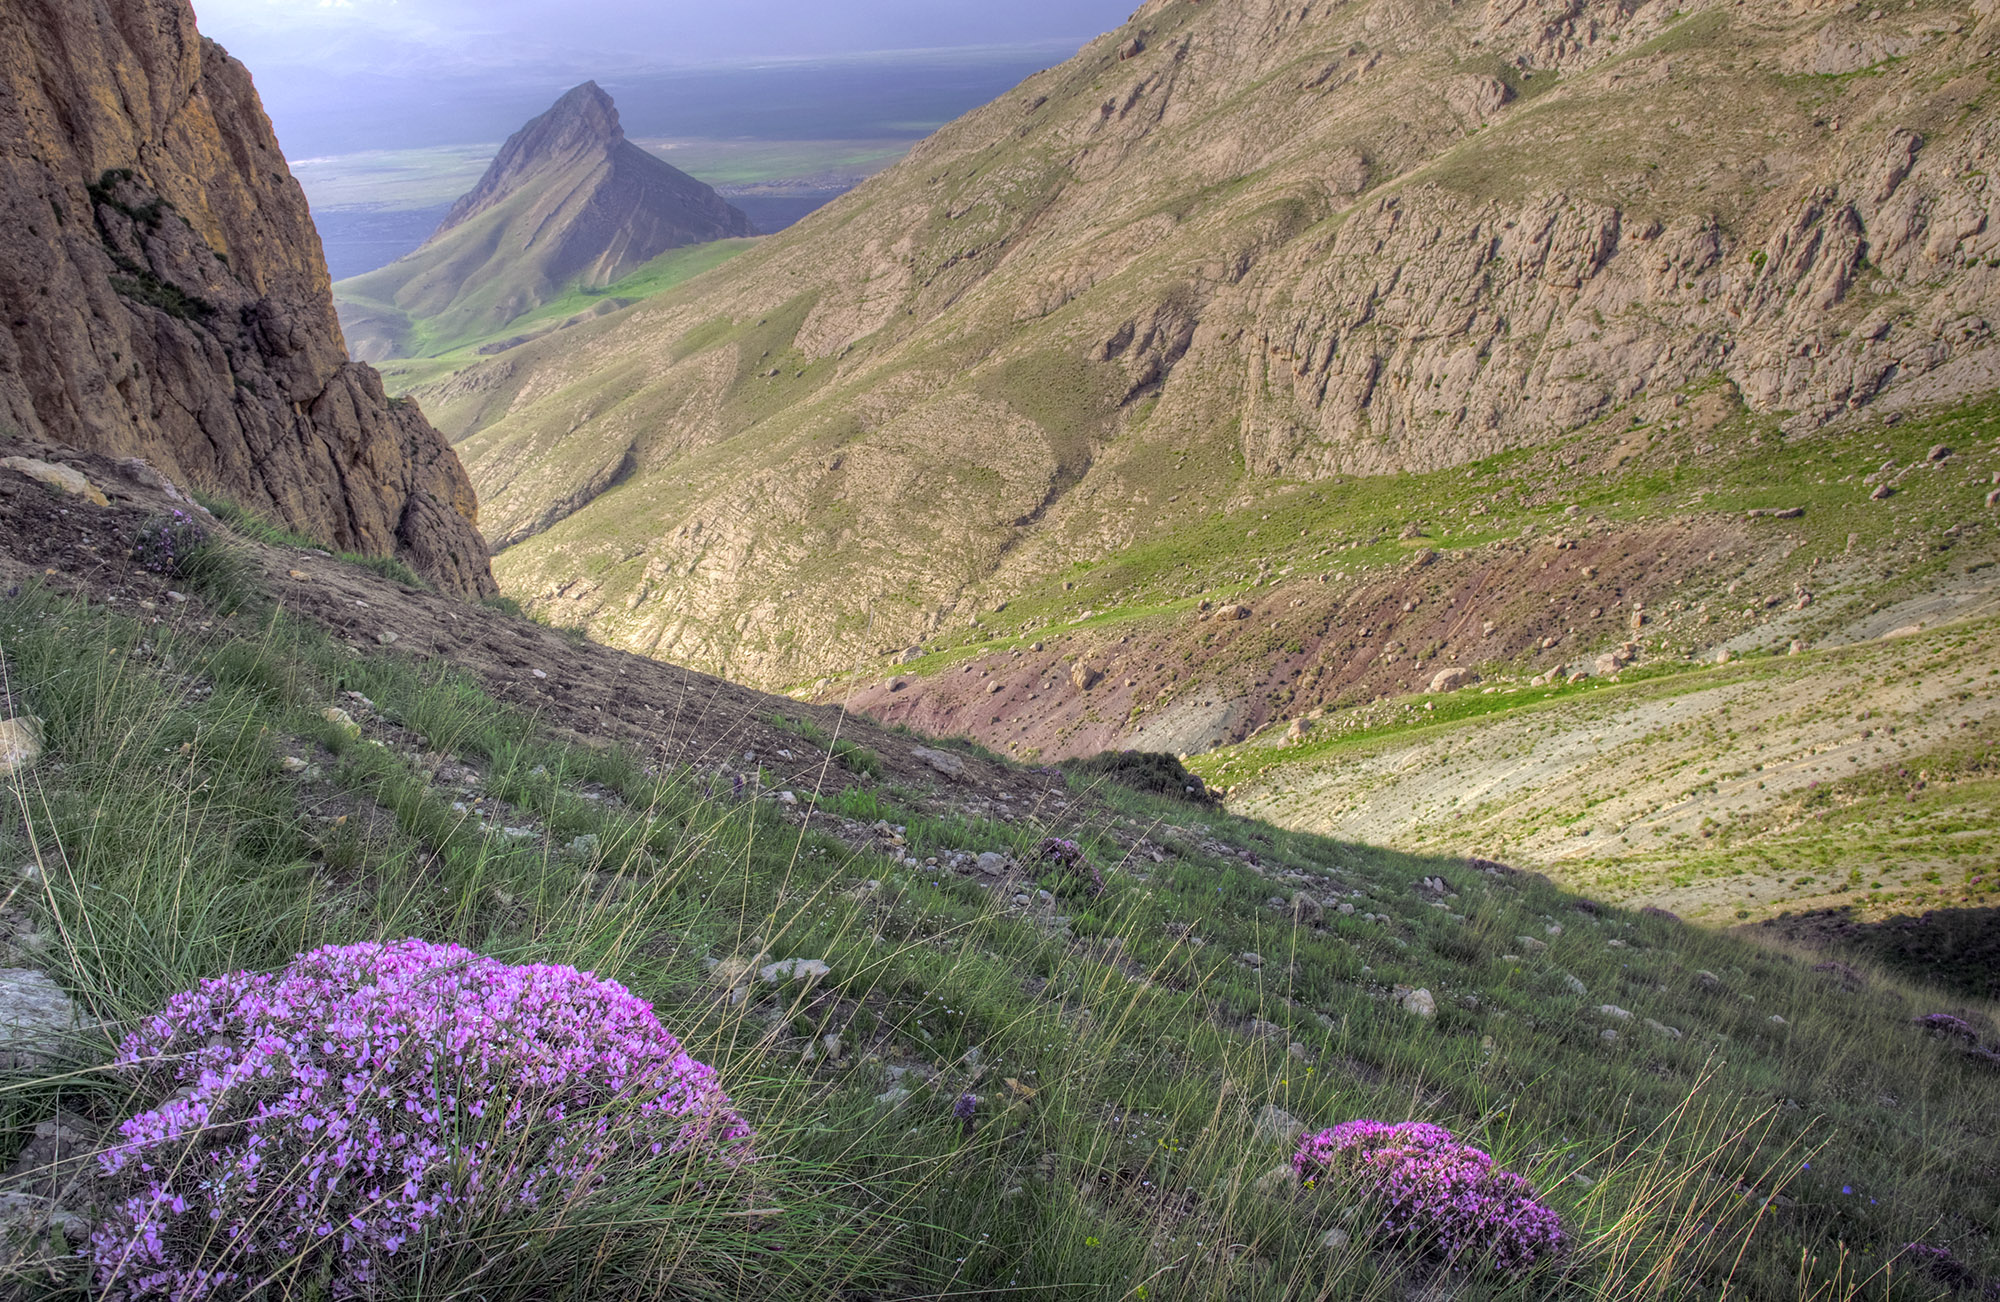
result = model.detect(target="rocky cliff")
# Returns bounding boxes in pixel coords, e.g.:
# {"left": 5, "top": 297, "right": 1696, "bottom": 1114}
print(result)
{"left": 0, "top": 0, "right": 495, "bottom": 598}
{"left": 411, "top": 0, "right": 1999, "bottom": 684}
{"left": 335, "top": 83, "right": 753, "bottom": 360}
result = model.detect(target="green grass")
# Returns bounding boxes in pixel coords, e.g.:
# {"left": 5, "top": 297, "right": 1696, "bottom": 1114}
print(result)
{"left": 3, "top": 582, "right": 1997, "bottom": 1298}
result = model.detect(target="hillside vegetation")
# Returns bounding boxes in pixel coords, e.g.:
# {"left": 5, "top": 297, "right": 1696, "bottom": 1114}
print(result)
{"left": 388, "top": 0, "right": 1998, "bottom": 694}
{"left": 2, "top": 460, "right": 1997, "bottom": 1298}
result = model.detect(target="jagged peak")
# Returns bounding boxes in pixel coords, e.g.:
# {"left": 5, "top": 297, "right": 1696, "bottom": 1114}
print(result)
{"left": 436, "top": 81, "right": 628, "bottom": 234}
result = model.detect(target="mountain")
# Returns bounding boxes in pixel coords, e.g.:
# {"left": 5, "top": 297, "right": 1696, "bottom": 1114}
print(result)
{"left": 335, "top": 83, "right": 753, "bottom": 361}
{"left": 399, "top": 0, "right": 2000, "bottom": 687}
{"left": 0, "top": 0, "right": 494, "bottom": 598}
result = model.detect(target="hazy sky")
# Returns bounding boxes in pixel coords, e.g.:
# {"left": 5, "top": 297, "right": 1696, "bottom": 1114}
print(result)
{"left": 192, "top": 0, "right": 1141, "bottom": 74}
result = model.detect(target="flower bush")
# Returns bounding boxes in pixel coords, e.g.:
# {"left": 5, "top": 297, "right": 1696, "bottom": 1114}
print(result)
{"left": 129, "top": 510, "right": 207, "bottom": 578}
{"left": 89, "top": 939, "right": 751, "bottom": 1299}
{"left": 1914, "top": 1013, "right": 1981, "bottom": 1044}
{"left": 1037, "top": 836, "right": 1104, "bottom": 897}
{"left": 1292, "top": 1120, "right": 1564, "bottom": 1272}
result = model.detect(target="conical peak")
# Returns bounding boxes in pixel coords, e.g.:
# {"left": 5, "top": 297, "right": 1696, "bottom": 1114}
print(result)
{"left": 542, "top": 81, "right": 621, "bottom": 142}
{"left": 434, "top": 81, "right": 630, "bottom": 233}
{"left": 514, "top": 81, "right": 624, "bottom": 159}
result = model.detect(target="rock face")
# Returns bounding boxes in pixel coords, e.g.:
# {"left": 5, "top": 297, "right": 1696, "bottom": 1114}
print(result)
{"left": 0, "top": 0, "right": 495, "bottom": 598}
{"left": 336, "top": 83, "right": 752, "bottom": 359}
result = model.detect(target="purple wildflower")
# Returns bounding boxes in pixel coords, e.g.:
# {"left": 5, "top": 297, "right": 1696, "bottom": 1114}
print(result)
{"left": 89, "top": 939, "right": 751, "bottom": 1300}
{"left": 954, "top": 1092, "right": 977, "bottom": 1138}
{"left": 1914, "top": 1013, "right": 1981, "bottom": 1044}
{"left": 1037, "top": 837, "right": 1105, "bottom": 897}
{"left": 129, "top": 510, "right": 206, "bottom": 578}
{"left": 1293, "top": 1120, "right": 1564, "bottom": 1272}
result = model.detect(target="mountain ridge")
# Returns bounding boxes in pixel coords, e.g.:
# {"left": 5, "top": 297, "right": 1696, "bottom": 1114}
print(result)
{"left": 396, "top": 0, "right": 1999, "bottom": 682}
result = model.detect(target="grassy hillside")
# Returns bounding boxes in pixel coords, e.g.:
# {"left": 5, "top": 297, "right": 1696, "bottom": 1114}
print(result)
{"left": 382, "top": 0, "right": 1999, "bottom": 694}
{"left": 3, "top": 496, "right": 1998, "bottom": 1296}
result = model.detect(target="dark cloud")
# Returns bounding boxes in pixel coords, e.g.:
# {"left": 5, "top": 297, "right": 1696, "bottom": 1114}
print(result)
{"left": 195, "top": 0, "right": 1138, "bottom": 72}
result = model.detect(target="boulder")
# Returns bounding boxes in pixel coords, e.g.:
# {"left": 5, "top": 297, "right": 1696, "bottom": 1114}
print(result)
{"left": 1216, "top": 604, "right": 1252, "bottom": 621}
{"left": 1071, "top": 663, "right": 1104, "bottom": 691}
{"left": 1400, "top": 987, "right": 1437, "bottom": 1018}
{"left": 1428, "top": 667, "right": 1479, "bottom": 693}
{"left": 0, "top": 457, "right": 109, "bottom": 507}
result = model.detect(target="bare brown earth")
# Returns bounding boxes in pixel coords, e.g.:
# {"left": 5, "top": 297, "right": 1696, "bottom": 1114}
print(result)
{"left": 846, "top": 519, "right": 1755, "bottom": 760}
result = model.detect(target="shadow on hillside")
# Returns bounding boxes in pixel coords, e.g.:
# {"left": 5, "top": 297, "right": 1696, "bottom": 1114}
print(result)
{"left": 1751, "top": 906, "right": 2000, "bottom": 1001}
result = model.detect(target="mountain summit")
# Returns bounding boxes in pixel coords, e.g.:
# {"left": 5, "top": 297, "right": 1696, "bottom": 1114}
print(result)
{"left": 336, "top": 83, "right": 751, "bottom": 360}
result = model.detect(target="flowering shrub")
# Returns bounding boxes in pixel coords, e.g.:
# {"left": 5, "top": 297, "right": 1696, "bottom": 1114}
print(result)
{"left": 90, "top": 939, "right": 751, "bottom": 1300}
{"left": 1292, "top": 1120, "right": 1564, "bottom": 1272}
{"left": 129, "top": 510, "right": 207, "bottom": 578}
{"left": 1914, "top": 1013, "right": 1981, "bottom": 1044}
{"left": 1037, "top": 837, "right": 1104, "bottom": 897}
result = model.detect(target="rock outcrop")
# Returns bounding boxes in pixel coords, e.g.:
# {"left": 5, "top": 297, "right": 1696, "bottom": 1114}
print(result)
{"left": 336, "top": 82, "right": 752, "bottom": 359}
{"left": 0, "top": 0, "right": 495, "bottom": 598}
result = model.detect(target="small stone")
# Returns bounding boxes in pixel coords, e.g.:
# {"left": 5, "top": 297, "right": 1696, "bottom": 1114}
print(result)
{"left": 376, "top": 631, "right": 399, "bottom": 646}
{"left": 531, "top": 669, "right": 548, "bottom": 680}
{"left": 822, "top": 1033, "right": 844, "bottom": 1061}
{"left": 1012, "top": 893, "right": 1030, "bottom": 905}
{"left": 1599, "top": 1005, "right": 1632, "bottom": 1020}
{"left": 874, "top": 1086, "right": 911, "bottom": 1108}
{"left": 1251, "top": 1163, "right": 1299, "bottom": 1198}
{"left": 280, "top": 756, "right": 308, "bottom": 774}
{"left": 566, "top": 834, "right": 600, "bottom": 857}
{"left": 912, "top": 746, "right": 967, "bottom": 779}
{"left": 1254, "top": 1104, "right": 1305, "bottom": 1145}
{"left": 977, "top": 852, "right": 1008, "bottom": 876}
{"left": 1337, "top": 902, "right": 1354, "bottom": 916}
{"left": 1600, "top": 1028, "right": 1620, "bottom": 1043}
{"left": 1644, "top": 1019, "right": 1683, "bottom": 1041}
{"left": 1695, "top": 970, "right": 1723, "bottom": 990}
{"left": 1240, "top": 951, "right": 1263, "bottom": 968}
{"left": 0, "top": 718, "right": 43, "bottom": 776}
{"left": 1562, "top": 973, "right": 1587, "bottom": 996}
{"left": 1516, "top": 935, "right": 1548, "bottom": 954}
{"left": 1768, "top": 1014, "right": 1789, "bottom": 1027}
{"left": 1401, "top": 987, "right": 1437, "bottom": 1018}
{"left": 760, "top": 958, "right": 832, "bottom": 986}
{"left": 1071, "top": 663, "right": 1103, "bottom": 691}
{"left": 320, "top": 707, "right": 361, "bottom": 738}
{"left": 1320, "top": 1227, "right": 1351, "bottom": 1252}
{"left": 1871, "top": 484, "right": 1894, "bottom": 500}
{"left": 164, "top": 590, "right": 188, "bottom": 604}
{"left": 1217, "top": 603, "right": 1251, "bottom": 621}
{"left": 287, "top": 569, "right": 311, "bottom": 581}
{"left": 776, "top": 790, "right": 798, "bottom": 806}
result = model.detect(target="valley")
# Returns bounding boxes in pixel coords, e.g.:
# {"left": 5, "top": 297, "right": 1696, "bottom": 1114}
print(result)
{"left": 2, "top": 0, "right": 1997, "bottom": 1296}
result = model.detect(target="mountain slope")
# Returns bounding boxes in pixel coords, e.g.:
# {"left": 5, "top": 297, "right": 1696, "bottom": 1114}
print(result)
{"left": 402, "top": 0, "right": 1999, "bottom": 680}
{"left": 0, "top": 0, "right": 494, "bottom": 598}
{"left": 335, "top": 83, "right": 752, "bottom": 362}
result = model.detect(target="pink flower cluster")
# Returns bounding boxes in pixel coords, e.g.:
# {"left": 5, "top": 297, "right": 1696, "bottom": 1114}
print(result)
{"left": 1914, "top": 1013, "right": 1981, "bottom": 1044}
{"left": 89, "top": 940, "right": 751, "bottom": 1300}
{"left": 1293, "top": 1120, "right": 1564, "bottom": 1272}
